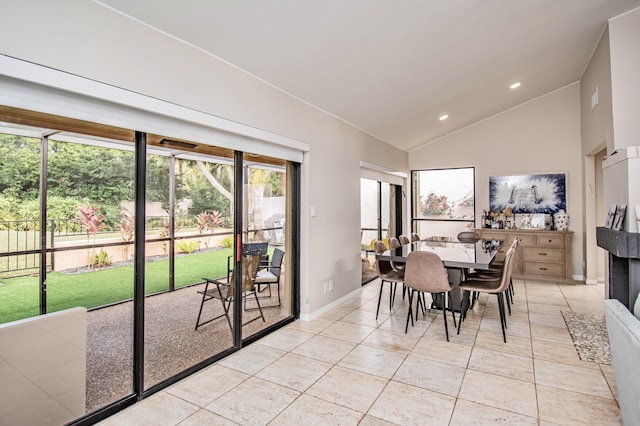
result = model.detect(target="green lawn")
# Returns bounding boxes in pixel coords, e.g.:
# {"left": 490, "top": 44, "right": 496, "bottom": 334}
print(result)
{"left": 0, "top": 248, "right": 235, "bottom": 324}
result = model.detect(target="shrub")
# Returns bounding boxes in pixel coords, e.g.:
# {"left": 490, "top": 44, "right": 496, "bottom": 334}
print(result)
{"left": 219, "top": 236, "right": 233, "bottom": 248}
{"left": 92, "top": 248, "right": 113, "bottom": 268}
{"left": 176, "top": 239, "right": 199, "bottom": 254}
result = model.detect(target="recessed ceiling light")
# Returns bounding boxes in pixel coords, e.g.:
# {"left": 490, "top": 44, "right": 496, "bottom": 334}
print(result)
{"left": 510, "top": 82, "right": 521, "bottom": 89}
{"left": 439, "top": 114, "right": 449, "bottom": 121}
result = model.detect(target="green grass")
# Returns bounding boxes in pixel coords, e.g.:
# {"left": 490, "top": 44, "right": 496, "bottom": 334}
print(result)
{"left": 0, "top": 248, "right": 234, "bottom": 324}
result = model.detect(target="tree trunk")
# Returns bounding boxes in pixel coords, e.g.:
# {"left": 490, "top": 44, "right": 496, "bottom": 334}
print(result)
{"left": 196, "top": 161, "right": 233, "bottom": 215}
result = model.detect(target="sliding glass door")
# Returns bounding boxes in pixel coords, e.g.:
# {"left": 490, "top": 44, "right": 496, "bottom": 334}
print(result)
{"left": 0, "top": 106, "right": 300, "bottom": 425}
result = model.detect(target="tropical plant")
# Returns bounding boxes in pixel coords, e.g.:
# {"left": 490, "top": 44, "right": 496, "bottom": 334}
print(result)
{"left": 420, "top": 192, "right": 450, "bottom": 216}
{"left": 176, "top": 239, "right": 199, "bottom": 254}
{"left": 92, "top": 248, "right": 113, "bottom": 268}
{"left": 219, "top": 236, "right": 233, "bottom": 248}
{"left": 76, "top": 204, "right": 106, "bottom": 266}
{"left": 118, "top": 215, "right": 134, "bottom": 261}
{"left": 195, "top": 211, "right": 222, "bottom": 249}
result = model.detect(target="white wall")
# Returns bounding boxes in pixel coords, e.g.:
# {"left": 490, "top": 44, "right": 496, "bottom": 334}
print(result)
{"left": 609, "top": 8, "right": 640, "bottom": 150}
{"left": 0, "top": 0, "right": 408, "bottom": 316}
{"left": 410, "top": 84, "right": 584, "bottom": 280}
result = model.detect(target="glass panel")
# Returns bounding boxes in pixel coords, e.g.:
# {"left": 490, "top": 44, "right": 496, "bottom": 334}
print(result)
{"left": 360, "top": 178, "right": 378, "bottom": 248}
{"left": 0, "top": 132, "right": 41, "bottom": 321}
{"left": 47, "top": 137, "right": 136, "bottom": 415}
{"left": 381, "top": 182, "right": 391, "bottom": 237}
{"left": 242, "top": 154, "right": 290, "bottom": 338}
{"left": 412, "top": 168, "right": 475, "bottom": 239}
{"left": 143, "top": 139, "right": 236, "bottom": 390}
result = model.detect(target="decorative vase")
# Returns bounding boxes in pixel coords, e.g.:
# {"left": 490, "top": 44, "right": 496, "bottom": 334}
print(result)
{"left": 554, "top": 209, "right": 569, "bottom": 231}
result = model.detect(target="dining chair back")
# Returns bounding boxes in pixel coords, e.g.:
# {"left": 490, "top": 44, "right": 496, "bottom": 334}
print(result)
{"left": 373, "top": 240, "right": 405, "bottom": 319}
{"left": 410, "top": 232, "right": 420, "bottom": 242}
{"left": 399, "top": 235, "right": 410, "bottom": 245}
{"left": 388, "top": 237, "right": 401, "bottom": 249}
{"left": 404, "top": 251, "right": 455, "bottom": 339}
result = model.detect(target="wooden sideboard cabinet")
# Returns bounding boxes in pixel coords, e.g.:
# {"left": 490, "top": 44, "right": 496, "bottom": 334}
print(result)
{"left": 474, "top": 228, "right": 575, "bottom": 284}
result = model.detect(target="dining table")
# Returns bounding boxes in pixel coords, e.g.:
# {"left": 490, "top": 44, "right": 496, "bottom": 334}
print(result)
{"left": 376, "top": 236, "right": 502, "bottom": 311}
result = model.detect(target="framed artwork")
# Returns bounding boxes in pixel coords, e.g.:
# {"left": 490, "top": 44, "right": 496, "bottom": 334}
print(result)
{"left": 489, "top": 173, "right": 566, "bottom": 214}
{"left": 605, "top": 204, "right": 616, "bottom": 228}
{"left": 613, "top": 204, "right": 627, "bottom": 231}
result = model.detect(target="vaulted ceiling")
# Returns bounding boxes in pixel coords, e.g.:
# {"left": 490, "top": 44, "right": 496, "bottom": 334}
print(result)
{"left": 99, "top": 0, "right": 640, "bottom": 151}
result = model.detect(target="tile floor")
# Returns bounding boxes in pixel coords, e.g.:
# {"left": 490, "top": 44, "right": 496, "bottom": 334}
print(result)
{"left": 99, "top": 279, "right": 621, "bottom": 425}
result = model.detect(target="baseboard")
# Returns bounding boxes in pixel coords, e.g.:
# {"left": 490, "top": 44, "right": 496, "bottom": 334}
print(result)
{"left": 585, "top": 278, "right": 599, "bottom": 285}
{"left": 299, "top": 287, "right": 363, "bottom": 321}
{"left": 572, "top": 274, "right": 585, "bottom": 283}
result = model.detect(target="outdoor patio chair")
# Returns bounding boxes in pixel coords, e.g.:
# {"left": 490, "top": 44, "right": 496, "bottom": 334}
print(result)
{"left": 227, "top": 241, "right": 269, "bottom": 279}
{"left": 195, "top": 251, "right": 265, "bottom": 332}
{"left": 253, "top": 248, "right": 284, "bottom": 308}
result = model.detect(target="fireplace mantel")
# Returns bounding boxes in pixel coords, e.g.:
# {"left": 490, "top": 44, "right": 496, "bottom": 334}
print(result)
{"left": 597, "top": 227, "right": 640, "bottom": 309}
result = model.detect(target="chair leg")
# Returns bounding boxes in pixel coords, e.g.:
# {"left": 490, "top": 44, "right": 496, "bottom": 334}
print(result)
{"left": 505, "top": 286, "right": 512, "bottom": 316}
{"left": 252, "top": 291, "right": 265, "bottom": 322}
{"left": 496, "top": 293, "right": 507, "bottom": 343}
{"left": 405, "top": 289, "right": 415, "bottom": 333}
{"left": 391, "top": 282, "right": 397, "bottom": 310}
{"left": 442, "top": 292, "right": 449, "bottom": 342}
{"left": 195, "top": 282, "right": 209, "bottom": 330}
{"left": 457, "top": 290, "right": 469, "bottom": 335}
{"left": 376, "top": 279, "right": 385, "bottom": 320}
{"left": 448, "top": 292, "right": 457, "bottom": 328}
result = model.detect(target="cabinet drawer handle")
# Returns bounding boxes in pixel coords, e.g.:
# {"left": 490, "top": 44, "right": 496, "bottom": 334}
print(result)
{"left": 548, "top": 239, "right": 552, "bottom": 243}
{"left": 538, "top": 252, "right": 547, "bottom": 256}
{"left": 539, "top": 267, "right": 548, "bottom": 271}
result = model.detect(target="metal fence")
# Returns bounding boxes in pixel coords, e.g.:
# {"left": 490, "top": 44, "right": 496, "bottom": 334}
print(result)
{"left": 0, "top": 216, "right": 196, "bottom": 274}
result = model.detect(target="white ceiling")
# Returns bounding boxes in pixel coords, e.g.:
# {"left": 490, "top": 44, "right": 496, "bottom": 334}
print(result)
{"left": 97, "top": 0, "right": 640, "bottom": 152}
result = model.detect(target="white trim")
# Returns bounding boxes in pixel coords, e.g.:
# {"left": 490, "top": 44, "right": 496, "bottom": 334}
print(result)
{"left": 573, "top": 274, "right": 585, "bottom": 283}
{"left": 360, "top": 161, "right": 406, "bottom": 186}
{"left": 299, "top": 287, "right": 363, "bottom": 321}
{"left": 0, "top": 55, "right": 308, "bottom": 162}
{"left": 585, "top": 278, "right": 599, "bottom": 285}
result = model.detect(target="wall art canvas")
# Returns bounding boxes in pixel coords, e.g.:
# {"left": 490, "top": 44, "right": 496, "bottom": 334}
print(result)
{"left": 489, "top": 173, "right": 566, "bottom": 214}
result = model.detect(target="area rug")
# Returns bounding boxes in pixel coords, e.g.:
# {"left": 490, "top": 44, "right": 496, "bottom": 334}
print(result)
{"left": 561, "top": 311, "right": 611, "bottom": 365}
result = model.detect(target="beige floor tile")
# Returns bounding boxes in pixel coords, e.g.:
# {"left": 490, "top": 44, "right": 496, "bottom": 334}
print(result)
{"left": 256, "top": 328, "right": 313, "bottom": 351}
{"left": 368, "top": 381, "right": 455, "bottom": 426}
{"left": 566, "top": 299, "right": 605, "bottom": 315}
{"left": 341, "top": 309, "right": 389, "bottom": 328}
{"left": 102, "top": 392, "right": 199, "bottom": 426}
{"left": 425, "top": 317, "right": 477, "bottom": 345}
{"left": 218, "top": 344, "right": 285, "bottom": 375}
{"left": 450, "top": 398, "right": 538, "bottom": 425}
{"left": 291, "top": 334, "right": 356, "bottom": 364}
{"left": 320, "top": 306, "right": 355, "bottom": 320}
{"left": 528, "top": 311, "right": 567, "bottom": 329}
{"left": 177, "top": 409, "right": 239, "bottom": 426}
{"left": 410, "top": 337, "right": 472, "bottom": 368}
{"left": 205, "top": 377, "right": 299, "bottom": 425}
{"left": 468, "top": 347, "right": 534, "bottom": 382}
{"left": 474, "top": 330, "right": 532, "bottom": 358}
{"left": 531, "top": 339, "right": 599, "bottom": 370}
{"left": 357, "top": 415, "right": 398, "bottom": 425}
{"left": 599, "top": 364, "right": 618, "bottom": 402}
{"left": 378, "top": 313, "right": 432, "bottom": 336}
{"left": 286, "top": 317, "right": 335, "bottom": 334}
{"left": 537, "top": 384, "right": 622, "bottom": 425}
{"left": 393, "top": 355, "right": 465, "bottom": 397}
{"left": 255, "top": 352, "right": 331, "bottom": 392}
{"left": 361, "top": 328, "right": 419, "bottom": 354}
{"left": 530, "top": 324, "right": 574, "bottom": 345}
{"left": 319, "top": 321, "right": 376, "bottom": 344}
{"left": 526, "top": 294, "right": 569, "bottom": 307}
{"left": 527, "top": 302, "right": 566, "bottom": 316}
{"left": 458, "top": 369, "right": 537, "bottom": 418}
{"left": 534, "top": 359, "right": 614, "bottom": 399}
{"left": 166, "top": 365, "right": 248, "bottom": 407}
{"left": 480, "top": 316, "right": 531, "bottom": 339}
{"left": 338, "top": 345, "right": 405, "bottom": 379}
{"left": 269, "top": 394, "right": 362, "bottom": 425}
{"left": 306, "top": 365, "right": 387, "bottom": 412}
{"left": 559, "top": 285, "right": 603, "bottom": 301}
